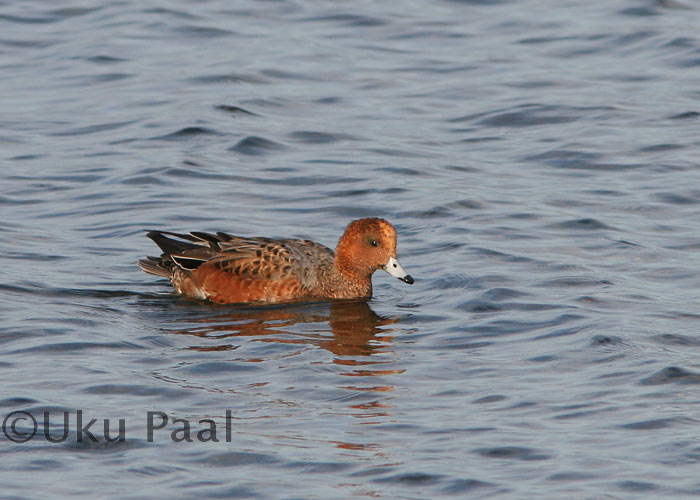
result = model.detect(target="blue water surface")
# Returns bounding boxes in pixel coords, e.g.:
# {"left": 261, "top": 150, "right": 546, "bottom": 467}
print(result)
{"left": 3, "top": 0, "right": 700, "bottom": 497}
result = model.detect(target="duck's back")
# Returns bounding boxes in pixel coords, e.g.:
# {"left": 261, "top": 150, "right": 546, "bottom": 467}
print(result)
{"left": 139, "top": 231, "right": 335, "bottom": 303}
{"left": 213, "top": 234, "right": 334, "bottom": 285}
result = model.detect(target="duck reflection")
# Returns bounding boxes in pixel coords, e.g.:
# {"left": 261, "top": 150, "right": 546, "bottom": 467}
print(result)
{"left": 160, "top": 300, "right": 404, "bottom": 443}
{"left": 168, "top": 300, "right": 401, "bottom": 362}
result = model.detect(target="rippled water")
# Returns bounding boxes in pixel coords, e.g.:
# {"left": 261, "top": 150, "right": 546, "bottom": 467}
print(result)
{"left": 3, "top": 0, "right": 700, "bottom": 497}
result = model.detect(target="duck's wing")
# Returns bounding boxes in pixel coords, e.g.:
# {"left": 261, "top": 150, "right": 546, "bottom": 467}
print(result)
{"left": 140, "top": 230, "right": 334, "bottom": 284}
{"left": 272, "top": 238, "right": 335, "bottom": 287}
{"left": 212, "top": 236, "right": 334, "bottom": 285}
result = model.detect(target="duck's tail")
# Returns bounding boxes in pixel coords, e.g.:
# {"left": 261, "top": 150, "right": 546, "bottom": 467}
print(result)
{"left": 138, "top": 230, "right": 215, "bottom": 276}
{"left": 137, "top": 256, "right": 171, "bottom": 277}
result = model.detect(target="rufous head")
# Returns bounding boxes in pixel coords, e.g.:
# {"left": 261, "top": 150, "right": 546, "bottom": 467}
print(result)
{"left": 335, "top": 218, "right": 414, "bottom": 284}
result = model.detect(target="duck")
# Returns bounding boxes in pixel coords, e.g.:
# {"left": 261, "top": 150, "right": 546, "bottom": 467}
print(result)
{"left": 138, "top": 217, "right": 413, "bottom": 304}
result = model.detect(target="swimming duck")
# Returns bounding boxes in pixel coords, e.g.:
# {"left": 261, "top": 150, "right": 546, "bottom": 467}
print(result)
{"left": 138, "top": 218, "right": 413, "bottom": 304}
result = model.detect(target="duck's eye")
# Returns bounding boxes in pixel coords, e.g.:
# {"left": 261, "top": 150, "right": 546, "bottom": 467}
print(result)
{"left": 369, "top": 239, "right": 379, "bottom": 247}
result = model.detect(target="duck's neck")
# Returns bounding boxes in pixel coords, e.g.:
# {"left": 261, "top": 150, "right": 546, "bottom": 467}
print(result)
{"left": 328, "top": 257, "right": 373, "bottom": 299}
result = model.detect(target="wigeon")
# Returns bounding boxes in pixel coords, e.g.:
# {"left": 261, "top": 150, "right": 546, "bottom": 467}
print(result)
{"left": 138, "top": 218, "right": 413, "bottom": 304}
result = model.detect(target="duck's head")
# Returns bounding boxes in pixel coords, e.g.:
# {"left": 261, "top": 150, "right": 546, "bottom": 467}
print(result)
{"left": 335, "top": 218, "right": 414, "bottom": 284}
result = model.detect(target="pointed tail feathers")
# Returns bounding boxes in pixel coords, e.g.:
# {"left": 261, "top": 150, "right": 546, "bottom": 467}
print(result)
{"left": 138, "top": 256, "right": 171, "bottom": 277}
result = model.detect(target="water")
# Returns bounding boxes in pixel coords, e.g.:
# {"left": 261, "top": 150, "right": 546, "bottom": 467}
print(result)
{"left": 2, "top": 0, "right": 700, "bottom": 497}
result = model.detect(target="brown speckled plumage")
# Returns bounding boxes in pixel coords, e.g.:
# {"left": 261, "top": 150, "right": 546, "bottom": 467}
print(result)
{"left": 138, "top": 218, "right": 413, "bottom": 304}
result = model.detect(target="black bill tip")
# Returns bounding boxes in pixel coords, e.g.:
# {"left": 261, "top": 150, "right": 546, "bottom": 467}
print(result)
{"left": 400, "top": 275, "right": 414, "bottom": 285}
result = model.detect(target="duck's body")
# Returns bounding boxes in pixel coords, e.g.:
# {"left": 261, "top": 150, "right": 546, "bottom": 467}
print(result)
{"left": 138, "top": 218, "right": 413, "bottom": 304}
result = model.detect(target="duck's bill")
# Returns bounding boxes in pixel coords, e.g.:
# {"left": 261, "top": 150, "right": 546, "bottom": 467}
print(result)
{"left": 383, "top": 256, "right": 414, "bottom": 285}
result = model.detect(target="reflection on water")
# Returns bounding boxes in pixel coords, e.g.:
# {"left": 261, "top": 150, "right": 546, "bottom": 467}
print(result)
{"left": 151, "top": 300, "right": 404, "bottom": 448}
{"left": 168, "top": 300, "right": 400, "bottom": 360}
{"left": 158, "top": 301, "right": 406, "bottom": 411}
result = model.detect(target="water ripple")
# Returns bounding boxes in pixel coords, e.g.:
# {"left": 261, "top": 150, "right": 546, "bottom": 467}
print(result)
{"left": 229, "top": 136, "right": 286, "bottom": 155}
